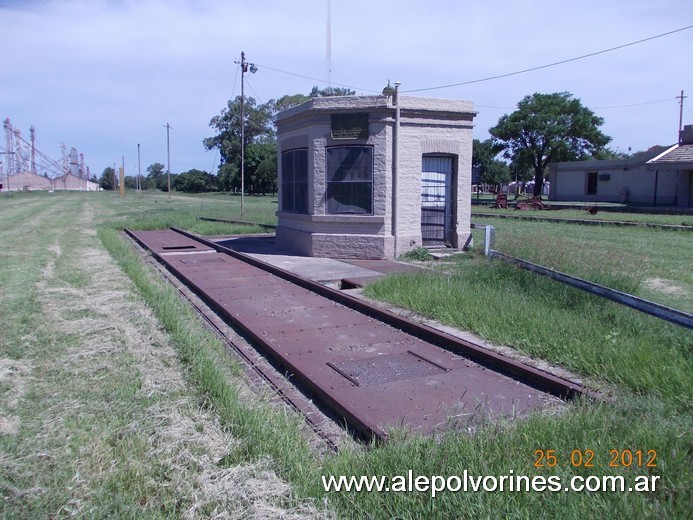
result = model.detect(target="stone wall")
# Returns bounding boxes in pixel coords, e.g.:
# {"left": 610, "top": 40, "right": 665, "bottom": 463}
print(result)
{"left": 276, "top": 95, "right": 475, "bottom": 259}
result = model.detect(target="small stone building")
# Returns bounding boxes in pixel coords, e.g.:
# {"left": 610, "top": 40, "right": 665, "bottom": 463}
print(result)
{"left": 275, "top": 95, "right": 476, "bottom": 259}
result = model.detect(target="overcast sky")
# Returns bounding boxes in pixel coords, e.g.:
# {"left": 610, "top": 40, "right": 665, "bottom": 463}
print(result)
{"left": 2, "top": 0, "right": 692, "bottom": 177}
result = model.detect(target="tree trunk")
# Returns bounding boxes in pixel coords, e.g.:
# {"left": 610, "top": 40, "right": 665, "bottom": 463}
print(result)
{"left": 533, "top": 166, "right": 544, "bottom": 197}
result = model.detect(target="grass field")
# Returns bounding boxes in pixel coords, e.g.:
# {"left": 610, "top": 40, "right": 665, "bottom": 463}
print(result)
{"left": 1, "top": 190, "right": 690, "bottom": 519}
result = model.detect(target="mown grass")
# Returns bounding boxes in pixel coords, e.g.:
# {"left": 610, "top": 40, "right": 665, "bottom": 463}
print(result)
{"left": 99, "top": 226, "right": 315, "bottom": 477}
{"left": 473, "top": 203, "right": 693, "bottom": 226}
{"left": 2, "top": 190, "right": 691, "bottom": 519}
{"left": 0, "top": 193, "right": 188, "bottom": 516}
{"left": 472, "top": 218, "right": 693, "bottom": 313}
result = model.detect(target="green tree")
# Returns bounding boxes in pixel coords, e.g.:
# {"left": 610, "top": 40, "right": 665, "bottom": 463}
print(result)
{"left": 309, "top": 85, "right": 355, "bottom": 97}
{"left": 124, "top": 176, "right": 138, "bottom": 189}
{"left": 204, "top": 96, "right": 275, "bottom": 193}
{"left": 472, "top": 139, "right": 511, "bottom": 186}
{"left": 275, "top": 93, "right": 311, "bottom": 111}
{"left": 246, "top": 142, "right": 277, "bottom": 195}
{"left": 489, "top": 92, "right": 611, "bottom": 196}
{"left": 145, "top": 162, "right": 167, "bottom": 191}
{"left": 217, "top": 163, "right": 238, "bottom": 192}
{"left": 99, "top": 167, "right": 115, "bottom": 190}
{"left": 147, "top": 162, "right": 165, "bottom": 177}
{"left": 206, "top": 88, "right": 353, "bottom": 194}
{"left": 174, "top": 169, "right": 215, "bottom": 193}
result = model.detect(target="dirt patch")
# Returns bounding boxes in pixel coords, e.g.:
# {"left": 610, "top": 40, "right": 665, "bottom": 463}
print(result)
{"left": 644, "top": 277, "right": 687, "bottom": 296}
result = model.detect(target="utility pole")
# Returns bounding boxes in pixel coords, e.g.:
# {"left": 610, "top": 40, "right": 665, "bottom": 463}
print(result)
{"left": 677, "top": 90, "right": 687, "bottom": 140}
{"left": 326, "top": 0, "right": 332, "bottom": 92}
{"left": 240, "top": 52, "right": 246, "bottom": 216}
{"left": 164, "top": 123, "right": 172, "bottom": 202}
{"left": 120, "top": 156, "right": 125, "bottom": 198}
{"left": 234, "top": 52, "right": 257, "bottom": 216}
{"left": 137, "top": 143, "right": 141, "bottom": 196}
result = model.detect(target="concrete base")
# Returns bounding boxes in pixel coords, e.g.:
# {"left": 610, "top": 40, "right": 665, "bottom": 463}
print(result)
{"left": 276, "top": 225, "right": 395, "bottom": 260}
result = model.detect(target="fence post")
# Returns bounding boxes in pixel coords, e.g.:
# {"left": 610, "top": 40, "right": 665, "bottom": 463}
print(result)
{"left": 484, "top": 225, "right": 495, "bottom": 256}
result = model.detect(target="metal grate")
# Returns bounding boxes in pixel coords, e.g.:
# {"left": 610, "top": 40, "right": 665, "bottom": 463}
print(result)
{"left": 421, "top": 155, "right": 454, "bottom": 246}
{"left": 179, "top": 257, "right": 225, "bottom": 265}
{"left": 328, "top": 351, "right": 446, "bottom": 387}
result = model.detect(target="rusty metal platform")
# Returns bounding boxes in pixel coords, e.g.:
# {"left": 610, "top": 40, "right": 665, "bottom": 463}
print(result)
{"left": 127, "top": 228, "right": 587, "bottom": 441}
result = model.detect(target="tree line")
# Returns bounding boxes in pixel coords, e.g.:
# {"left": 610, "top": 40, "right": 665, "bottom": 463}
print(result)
{"left": 100, "top": 89, "right": 663, "bottom": 197}
{"left": 98, "top": 86, "right": 353, "bottom": 194}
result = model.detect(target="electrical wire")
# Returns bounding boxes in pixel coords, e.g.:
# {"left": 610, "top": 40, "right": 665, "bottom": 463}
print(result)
{"left": 592, "top": 98, "right": 675, "bottom": 110}
{"left": 403, "top": 25, "right": 693, "bottom": 93}
{"left": 252, "top": 62, "right": 380, "bottom": 94}
{"left": 244, "top": 77, "right": 265, "bottom": 106}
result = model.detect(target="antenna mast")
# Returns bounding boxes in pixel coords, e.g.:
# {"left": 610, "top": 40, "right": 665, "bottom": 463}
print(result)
{"left": 326, "top": 0, "right": 332, "bottom": 92}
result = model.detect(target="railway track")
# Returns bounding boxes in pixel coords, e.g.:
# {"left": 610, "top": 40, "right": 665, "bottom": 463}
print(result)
{"left": 125, "top": 227, "right": 597, "bottom": 443}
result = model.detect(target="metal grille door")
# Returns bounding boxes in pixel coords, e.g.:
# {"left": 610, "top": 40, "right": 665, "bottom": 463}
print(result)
{"left": 421, "top": 156, "right": 453, "bottom": 246}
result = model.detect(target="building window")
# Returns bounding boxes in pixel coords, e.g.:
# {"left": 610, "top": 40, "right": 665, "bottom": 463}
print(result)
{"left": 281, "top": 149, "right": 308, "bottom": 213}
{"left": 586, "top": 171, "right": 598, "bottom": 195}
{"left": 326, "top": 146, "right": 373, "bottom": 214}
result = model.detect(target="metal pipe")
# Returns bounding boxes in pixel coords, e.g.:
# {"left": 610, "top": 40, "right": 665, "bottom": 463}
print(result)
{"left": 489, "top": 249, "right": 693, "bottom": 329}
{"left": 392, "top": 82, "right": 400, "bottom": 254}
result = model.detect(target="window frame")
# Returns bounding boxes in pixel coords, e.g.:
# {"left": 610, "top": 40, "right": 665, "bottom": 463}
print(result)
{"left": 325, "top": 145, "right": 374, "bottom": 215}
{"left": 281, "top": 148, "right": 309, "bottom": 214}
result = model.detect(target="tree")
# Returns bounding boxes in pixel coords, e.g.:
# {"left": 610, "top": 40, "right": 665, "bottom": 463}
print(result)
{"left": 217, "top": 163, "right": 238, "bottom": 192}
{"left": 489, "top": 92, "right": 611, "bottom": 196}
{"left": 245, "top": 141, "right": 277, "bottom": 195}
{"left": 203, "top": 96, "right": 275, "bottom": 192}
{"left": 628, "top": 145, "right": 669, "bottom": 163}
{"left": 205, "top": 87, "right": 353, "bottom": 195}
{"left": 124, "top": 175, "right": 138, "bottom": 189}
{"left": 309, "top": 85, "right": 355, "bottom": 97}
{"left": 472, "top": 139, "right": 511, "bottom": 186}
{"left": 275, "top": 93, "right": 311, "bottom": 112}
{"left": 99, "top": 167, "right": 115, "bottom": 190}
{"left": 145, "top": 162, "right": 167, "bottom": 191}
{"left": 147, "top": 162, "right": 165, "bottom": 177}
{"left": 174, "top": 169, "right": 215, "bottom": 193}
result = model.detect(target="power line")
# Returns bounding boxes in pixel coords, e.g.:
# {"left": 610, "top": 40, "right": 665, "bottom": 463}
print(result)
{"left": 404, "top": 25, "right": 693, "bottom": 93}
{"left": 592, "top": 98, "right": 674, "bottom": 110}
{"left": 476, "top": 97, "right": 675, "bottom": 112}
{"left": 244, "top": 77, "right": 265, "bottom": 106}
{"left": 253, "top": 62, "right": 379, "bottom": 94}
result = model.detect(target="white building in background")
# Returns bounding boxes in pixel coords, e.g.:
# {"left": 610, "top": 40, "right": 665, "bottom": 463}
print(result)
{"left": 549, "top": 125, "right": 693, "bottom": 208}
{"left": 275, "top": 95, "right": 476, "bottom": 259}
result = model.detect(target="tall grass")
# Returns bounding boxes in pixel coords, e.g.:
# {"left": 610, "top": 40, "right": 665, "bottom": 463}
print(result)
{"left": 364, "top": 263, "right": 691, "bottom": 406}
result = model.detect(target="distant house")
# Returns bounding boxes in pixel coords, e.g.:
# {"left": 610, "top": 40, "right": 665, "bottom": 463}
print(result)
{"left": 645, "top": 125, "right": 693, "bottom": 208}
{"left": 549, "top": 125, "right": 693, "bottom": 208}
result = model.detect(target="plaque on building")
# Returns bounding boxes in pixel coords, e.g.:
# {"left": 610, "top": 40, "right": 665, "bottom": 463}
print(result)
{"left": 331, "top": 113, "right": 369, "bottom": 140}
